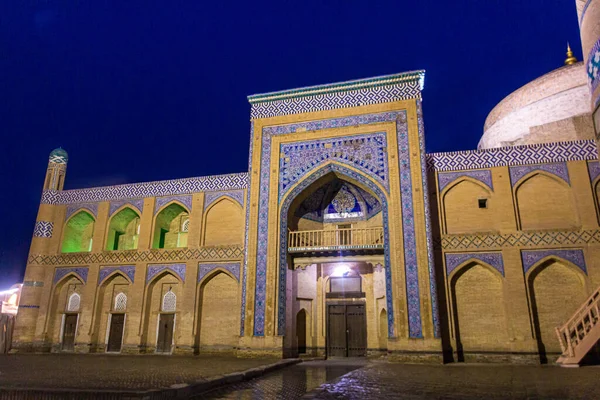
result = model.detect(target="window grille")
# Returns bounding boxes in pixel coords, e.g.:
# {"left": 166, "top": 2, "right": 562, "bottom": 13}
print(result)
{"left": 67, "top": 293, "right": 80, "bottom": 312}
{"left": 181, "top": 218, "right": 189, "bottom": 233}
{"left": 114, "top": 292, "right": 127, "bottom": 311}
{"left": 162, "top": 290, "right": 176, "bottom": 312}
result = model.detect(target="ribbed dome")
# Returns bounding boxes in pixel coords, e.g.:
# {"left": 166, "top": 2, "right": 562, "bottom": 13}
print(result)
{"left": 49, "top": 147, "right": 68, "bottom": 164}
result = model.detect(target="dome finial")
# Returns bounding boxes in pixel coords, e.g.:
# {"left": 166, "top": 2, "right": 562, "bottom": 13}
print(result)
{"left": 565, "top": 42, "right": 578, "bottom": 65}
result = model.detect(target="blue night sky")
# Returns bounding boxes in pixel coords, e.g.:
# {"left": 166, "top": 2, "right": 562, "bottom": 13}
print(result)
{"left": 0, "top": 1, "right": 582, "bottom": 287}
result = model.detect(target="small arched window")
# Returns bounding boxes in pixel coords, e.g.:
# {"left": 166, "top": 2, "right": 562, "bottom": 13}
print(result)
{"left": 114, "top": 292, "right": 127, "bottom": 311}
{"left": 181, "top": 218, "right": 190, "bottom": 233}
{"left": 162, "top": 290, "right": 176, "bottom": 312}
{"left": 67, "top": 293, "right": 81, "bottom": 312}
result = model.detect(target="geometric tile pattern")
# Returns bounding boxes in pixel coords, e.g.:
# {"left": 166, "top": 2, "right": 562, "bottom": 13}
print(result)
{"left": 426, "top": 140, "right": 597, "bottom": 172}
{"left": 580, "top": 0, "right": 593, "bottom": 23}
{"left": 198, "top": 262, "right": 241, "bottom": 282}
{"left": 53, "top": 267, "right": 89, "bottom": 284}
{"left": 155, "top": 195, "right": 193, "bottom": 214}
{"left": 98, "top": 265, "right": 136, "bottom": 285}
{"left": 277, "top": 162, "right": 395, "bottom": 337}
{"left": 28, "top": 246, "right": 244, "bottom": 265}
{"left": 40, "top": 172, "right": 249, "bottom": 205}
{"left": 254, "top": 111, "right": 407, "bottom": 337}
{"left": 441, "top": 230, "right": 600, "bottom": 250}
{"left": 417, "top": 101, "right": 440, "bottom": 338}
{"left": 248, "top": 71, "right": 424, "bottom": 119}
{"left": 438, "top": 169, "right": 493, "bottom": 192}
{"left": 521, "top": 249, "right": 587, "bottom": 275}
{"left": 240, "top": 121, "right": 255, "bottom": 336}
{"left": 445, "top": 252, "right": 504, "bottom": 276}
{"left": 66, "top": 203, "right": 98, "bottom": 220}
{"left": 109, "top": 199, "right": 144, "bottom": 216}
{"left": 395, "top": 111, "right": 423, "bottom": 338}
{"left": 204, "top": 190, "right": 245, "bottom": 210}
{"left": 587, "top": 37, "right": 600, "bottom": 94}
{"left": 279, "top": 132, "right": 390, "bottom": 199}
{"left": 33, "top": 221, "right": 54, "bottom": 238}
{"left": 509, "top": 162, "right": 570, "bottom": 186}
{"left": 146, "top": 264, "right": 186, "bottom": 283}
{"left": 588, "top": 161, "right": 600, "bottom": 183}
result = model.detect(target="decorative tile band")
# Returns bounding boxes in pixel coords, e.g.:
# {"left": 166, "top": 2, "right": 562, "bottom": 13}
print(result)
{"left": 155, "top": 195, "right": 193, "bottom": 214}
{"left": 66, "top": 203, "right": 98, "bottom": 220}
{"left": 417, "top": 100, "right": 440, "bottom": 338}
{"left": 40, "top": 172, "right": 249, "bottom": 205}
{"left": 278, "top": 163, "right": 395, "bottom": 337}
{"left": 438, "top": 170, "right": 493, "bottom": 192}
{"left": 241, "top": 122, "right": 254, "bottom": 336}
{"left": 248, "top": 71, "right": 424, "bottom": 119}
{"left": 279, "top": 132, "right": 390, "bottom": 200}
{"left": 146, "top": 264, "right": 186, "bottom": 283}
{"left": 29, "top": 246, "right": 243, "bottom": 265}
{"left": 22, "top": 281, "right": 44, "bottom": 287}
{"left": 98, "top": 266, "right": 136, "bottom": 285}
{"left": 53, "top": 267, "right": 88, "bottom": 284}
{"left": 521, "top": 249, "right": 586, "bottom": 274}
{"left": 33, "top": 221, "right": 54, "bottom": 238}
{"left": 580, "top": 0, "right": 593, "bottom": 23}
{"left": 588, "top": 161, "right": 600, "bottom": 183}
{"left": 18, "top": 305, "right": 40, "bottom": 309}
{"left": 426, "top": 140, "right": 597, "bottom": 172}
{"left": 204, "top": 190, "right": 245, "bottom": 210}
{"left": 254, "top": 112, "right": 405, "bottom": 337}
{"left": 109, "top": 199, "right": 144, "bottom": 216}
{"left": 441, "top": 230, "right": 600, "bottom": 250}
{"left": 587, "top": 37, "right": 600, "bottom": 94}
{"left": 509, "top": 163, "right": 570, "bottom": 186}
{"left": 445, "top": 252, "right": 504, "bottom": 276}
{"left": 198, "top": 262, "right": 241, "bottom": 282}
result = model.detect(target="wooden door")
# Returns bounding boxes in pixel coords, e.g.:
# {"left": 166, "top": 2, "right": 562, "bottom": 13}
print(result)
{"left": 156, "top": 314, "right": 174, "bottom": 353}
{"left": 327, "top": 304, "right": 367, "bottom": 357}
{"left": 296, "top": 309, "right": 307, "bottom": 354}
{"left": 346, "top": 304, "right": 367, "bottom": 357}
{"left": 62, "top": 314, "right": 78, "bottom": 351}
{"left": 107, "top": 314, "right": 125, "bottom": 352}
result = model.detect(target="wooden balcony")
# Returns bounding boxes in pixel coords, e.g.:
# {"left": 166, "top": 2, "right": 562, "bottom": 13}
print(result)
{"left": 287, "top": 226, "right": 384, "bottom": 253}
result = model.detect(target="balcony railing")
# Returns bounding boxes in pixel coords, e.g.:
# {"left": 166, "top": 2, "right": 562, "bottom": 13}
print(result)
{"left": 287, "top": 226, "right": 384, "bottom": 252}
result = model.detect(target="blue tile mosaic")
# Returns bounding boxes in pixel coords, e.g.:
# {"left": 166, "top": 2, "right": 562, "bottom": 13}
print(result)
{"left": 509, "top": 163, "right": 570, "bottom": 186}
{"left": 588, "top": 161, "right": 600, "bottom": 183}
{"left": 33, "top": 221, "right": 53, "bottom": 238}
{"left": 53, "top": 267, "right": 88, "bottom": 284}
{"left": 198, "top": 262, "right": 241, "bottom": 282}
{"left": 109, "top": 199, "right": 144, "bottom": 216}
{"left": 521, "top": 249, "right": 587, "bottom": 275}
{"left": 66, "top": 203, "right": 98, "bottom": 220}
{"left": 240, "top": 122, "right": 254, "bottom": 336}
{"left": 98, "top": 265, "right": 135, "bottom": 285}
{"left": 438, "top": 170, "right": 493, "bottom": 192}
{"left": 146, "top": 264, "right": 186, "bottom": 283}
{"left": 587, "top": 37, "right": 600, "bottom": 94}
{"left": 204, "top": 190, "right": 244, "bottom": 210}
{"left": 155, "top": 195, "right": 193, "bottom": 214}
{"left": 445, "top": 252, "right": 505, "bottom": 276}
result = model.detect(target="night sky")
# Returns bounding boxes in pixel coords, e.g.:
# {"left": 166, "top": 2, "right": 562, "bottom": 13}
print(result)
{"left": 0, "top": 1, "right": 582, "bottom": 288}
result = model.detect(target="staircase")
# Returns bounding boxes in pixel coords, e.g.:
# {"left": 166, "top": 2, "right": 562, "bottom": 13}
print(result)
{"left": 555, "top": 286, "right": 600, "bottom": 367}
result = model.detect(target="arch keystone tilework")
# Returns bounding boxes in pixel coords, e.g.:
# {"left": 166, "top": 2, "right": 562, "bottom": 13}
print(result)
{"left": 509, "top": 163, "right": 570, "bottom": 187}
{"left": 438, "top": 170, "right": 493, "bottom": 192}
{"left": 98, "top": 266, "right": 136, "bottom": 285}
{"left": 146, "top": 264, "right": 186, "bottom": 283}
{"left": 204, "top": 190, "right": 244, "bottom": 210}
{"left": 198, "top": 262, "right": 241, "bottom": 282}
{"left": 53, "top": 267, "right": 89, "bottom": 284}
{"left": 521, "top": 249, "right": 587, "bottom": 274}
{"left": 109, "top": 199, "right": 144, "bottom": 216}
{"left": 154, "top": 195, "right": 193, "bottom": 214}
{"left": 445, "top": 252, "right": 505, "bottom": 277}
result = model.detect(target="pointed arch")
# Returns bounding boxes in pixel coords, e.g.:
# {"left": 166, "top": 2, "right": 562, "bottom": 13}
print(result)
{"left": 446, "top": 255, "right": 505, "bottom": 282}
{"left": 274, "top": 161, "right": 395, "bottom": 338}
{"left": 198, "top": 267, "right": 239, "bottom": 287}
{"left": 204, "top": 193, "right": 244, "bottom": 211}
{"left": 441, "top": 178, "right": 494, "bottom": 235}
{"left": 512, "top": 169, "right": 571, "bottom": 192}
{"left": 162, "top": 290, "right": 176, "bottom": 312}
{"left": 152, "top": 202, "right": 190, "bottom": 249}
{"left": 67, "top": 293, "right": 81, "bottom": 312}
{"left": 105, "top": 206, "right": 141, "bottom": 251}
{"left": 61, "top": 210, "right": 95, "bottom": 253}
{"left": 114, "top": 292, "right": 127, "bottom": 311}
{"left": 202, "top": 197, "right": 244, "bottom": 246}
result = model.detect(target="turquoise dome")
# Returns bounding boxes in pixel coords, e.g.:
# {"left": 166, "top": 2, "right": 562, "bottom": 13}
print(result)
{"left": 49, "top": 147, "right": 68, "bottom": 164}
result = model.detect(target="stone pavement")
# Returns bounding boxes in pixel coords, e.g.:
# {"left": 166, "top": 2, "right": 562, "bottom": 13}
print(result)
{"left": 304, "top": 361, "right": 600, "bottom": 400}
{"left": 0, "top": 354, "right": 278, "bottom": 391}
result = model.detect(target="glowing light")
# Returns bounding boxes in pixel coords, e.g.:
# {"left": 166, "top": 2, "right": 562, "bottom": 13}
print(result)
{"left": 332, "top": 264, "right": 351, "bottom": 277}
{"left": 0, "top": 288, "right": 19, "bottom": 296}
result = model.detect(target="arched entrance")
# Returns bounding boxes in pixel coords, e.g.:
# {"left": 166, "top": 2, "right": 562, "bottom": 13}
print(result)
{"left": 280, "top": 165, "right": 390, "bottom": 357}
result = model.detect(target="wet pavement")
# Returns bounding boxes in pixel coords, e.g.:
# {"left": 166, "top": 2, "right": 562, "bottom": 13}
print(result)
{"left": 198, "top": 359, "right": 366, "bottom": 400}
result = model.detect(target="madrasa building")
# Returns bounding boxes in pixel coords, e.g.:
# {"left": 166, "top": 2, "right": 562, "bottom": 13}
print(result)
{"left": 12, "top": 0, "right": 600, "bottom": 365}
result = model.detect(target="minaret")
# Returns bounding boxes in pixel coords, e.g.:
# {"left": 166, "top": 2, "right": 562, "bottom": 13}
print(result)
{"left": 44, "top": 147, "right": 68, "bottom": 191}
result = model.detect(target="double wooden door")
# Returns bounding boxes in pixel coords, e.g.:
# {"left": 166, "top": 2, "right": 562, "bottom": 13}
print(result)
{"left": 107, "top": 314, "right": 125, "bottom": 352}
{"left": 156, "top": 314, "right": 175, "bottom": 353}
{"left": 62, "top": 314, "right": 78, "bottom": 351}
{"left": 327, "top": 304, "right": 367, "bottom": 357}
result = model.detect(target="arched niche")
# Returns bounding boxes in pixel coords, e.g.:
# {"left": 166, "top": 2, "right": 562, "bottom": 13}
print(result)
{"left": 515, "top": 173, "right": 579, "bottom": 231}
{"left": 526, "top": 258, "right": 587, "bottom": 362}
{"left": 91, "top": 272, "right": 131, "bottom": 351}
{"left": 62, "top": 211, "right": 95, "bottom": 253}
{"left": 106, "top": 207, "right": 140, "bottom": 251}
{"left": 47, "top": 274, "right": 84, "bottom": 349}
{"left": 152, "top": 203, "right": 189, "bottom": 249}
{"left": 203, "top": 198, "right": 243, "bottom": 246}
{"left": 442, "top": 178, "right": 494, "bottom": 234}
{"left": 449, "top": 261, "right": 508, "bottom": 359}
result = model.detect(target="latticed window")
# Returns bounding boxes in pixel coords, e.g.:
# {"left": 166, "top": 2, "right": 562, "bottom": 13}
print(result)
{"left": 67, "top": 293, "right": 80, "bottom": 312}
{"left": 181, "top": 218, "right": 189, "bottom": 233}
{"left": 114, "top": 292, "right": 127, "bottom": 311}
{"left": 162, "top": 290, "right": 176, "bottom": 312}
